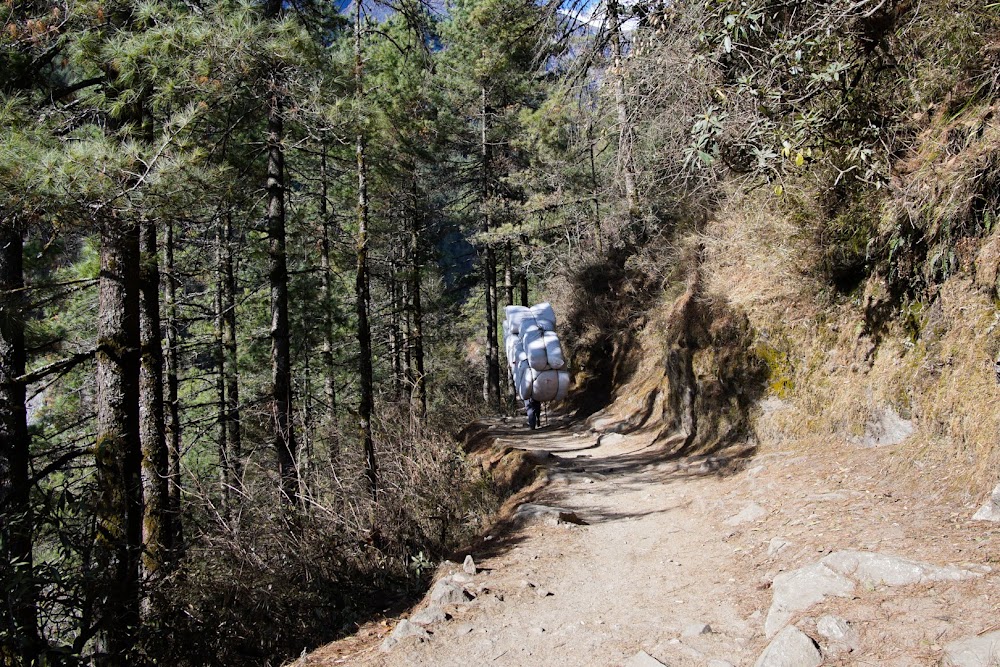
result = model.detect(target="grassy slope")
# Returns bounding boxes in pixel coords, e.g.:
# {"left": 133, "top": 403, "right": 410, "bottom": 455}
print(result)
{"left": 569, "top": 111, "right": 1000, "bottom": 508}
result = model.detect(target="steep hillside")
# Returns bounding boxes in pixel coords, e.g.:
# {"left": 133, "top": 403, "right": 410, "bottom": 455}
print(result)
{"left": 564, "top": 160, "right": 1000, "bottom": 511}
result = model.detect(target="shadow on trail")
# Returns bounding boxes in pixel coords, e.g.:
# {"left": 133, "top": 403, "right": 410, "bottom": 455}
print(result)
{"left": 456, "top": 413, "right": 755, "bottom": 560}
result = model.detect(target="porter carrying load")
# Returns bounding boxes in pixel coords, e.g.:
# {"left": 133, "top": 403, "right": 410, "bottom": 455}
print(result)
{"left": 502, "top": 303, "right": 571, "bottom": 418}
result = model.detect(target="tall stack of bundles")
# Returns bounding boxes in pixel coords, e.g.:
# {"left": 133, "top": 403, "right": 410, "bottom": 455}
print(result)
{"left": 502, "top": 303, "right": 570, "bottom": 403}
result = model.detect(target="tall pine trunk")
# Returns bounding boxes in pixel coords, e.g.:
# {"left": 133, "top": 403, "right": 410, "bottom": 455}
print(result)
{"left": 267, "top": 87, "right": 298, "bottom": 505}
{"left": 409, "top": 179, "right": 426, "bottom": 425}
{"left": 481, "top": 85, "right": 501, "bottom": 409}
{"left": 503, "top": 243, "right": 514, "bottom": 306}
{"left": 138, "top": 219, "right": 170, "bottom": 603}
{"left": 608, "top": 0, "right": 637, "bottom": 215}
{"left": 355, "top": 0, "right": 377, "bottom": 500}
{"left": 389, "top": 255, "right": 403, "bottom": 397}
{"left": 221, "top": 213, "right": 241, "bottom": 491}
{"left": 163, "top": 220, "right": 183, "bottom": 555}
{"left": 319, "top": 149, "right": 338, "bottom": 447}
{"left": 588, "top": 121, "right": 603, "bottom": 252}
{"left": 93, "top": 219, "right": 142, "bottom": 661}
{"left": 0, "top": 222, "right": 42, "bottom": 664}
{"left": 264, "top": 0, "right": 297, "bottom": 506}
{"left": 214, "top": 221, "right": 230, "bottom": 517}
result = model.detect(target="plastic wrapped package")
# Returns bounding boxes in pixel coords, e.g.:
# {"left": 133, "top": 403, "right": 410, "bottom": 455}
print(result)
{"left": 554, "top": 370, "right": 571, "bottom": 401}
{"left": 534, "top": 318, "right": 555, "bottom": 332}
{"left": 542, "top": 331, "right": 565, "bottom": 369}
{"left": 531, "top": 369, "right": 561, "bottom": 402}
{"left": 510, "top": 347, "right": 526, "bottom": 379}
{"left": 514, "top": 360, "right": 533, "bottom": 400}
{"left": 521, "top": 324, "right": 549, "bottom": 371}
{"left": 529, "top": 302, "right": 557, "bottom": 326}
{"left": 504, "top": 305, "right": 534, "bottom": 335}
{"left": 504, "top": 333, "right": 522, "bottom": 366}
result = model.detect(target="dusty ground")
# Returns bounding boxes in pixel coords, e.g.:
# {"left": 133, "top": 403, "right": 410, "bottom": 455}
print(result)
{"left": 297, "top": 416, "right": 1000, "bottom": 667}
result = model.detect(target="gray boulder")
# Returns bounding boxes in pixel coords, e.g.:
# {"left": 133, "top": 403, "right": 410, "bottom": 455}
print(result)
{"left": 764, "top": 550, "right": 985, "bottom": 639}
{"left": 430, "top": 577, "right": 474, "bottom": 606}
{"left": 972, "top": 483, "right": 1000, "bottom": 522}
{"left": 767, "top": 537, "right": 791, "bottom": 557}
{"left": 765, "top": 562, "right": 854, "bottom": 637}
{"left": 513, "top": 503, "right": 587, "bottom": 526}
{"left": 682, "top": 623, "right": 713, "bottom": 637}
{"left": 817, "top": 615, "right": 860, "bottom": 653}
{"left": 624, "top": 650, "right": 667, "bottom": 667}
{"left": 941, "top": 630, "right": 1000, "bottom": 667}
{"left": 854, "top": 406, "right": 914, "bottom": 448}
{"left": 754, "top": 626, "right": 822, "bottom": 667}
{"left": 380, "top": 619, "right": 429, "bottom": 652}
{"left": 725, "top": 502, "right": 767, "bottom": 526}
{"left": 410, "top": 605, "right": 448, "bottom": 626}
{"left": 822, "top": 550, "right": 982, "bottom": 586}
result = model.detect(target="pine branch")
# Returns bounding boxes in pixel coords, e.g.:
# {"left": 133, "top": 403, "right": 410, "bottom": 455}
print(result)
{"left": 18, "top": 350, "right": 95, "bottom": 386}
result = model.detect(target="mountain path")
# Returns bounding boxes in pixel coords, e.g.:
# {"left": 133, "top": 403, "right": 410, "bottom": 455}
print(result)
{"left": 300, "top": 417, "right": 1000, "bottom": 666}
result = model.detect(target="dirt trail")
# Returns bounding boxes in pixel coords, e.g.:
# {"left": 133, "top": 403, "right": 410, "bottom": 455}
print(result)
{"left": 301, "top": 417, "right": 999, "bottom": 667}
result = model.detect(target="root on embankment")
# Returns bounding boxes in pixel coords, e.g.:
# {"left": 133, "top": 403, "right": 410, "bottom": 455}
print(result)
{"left": 566, "top": 241, "right": 769, "bottom": 460}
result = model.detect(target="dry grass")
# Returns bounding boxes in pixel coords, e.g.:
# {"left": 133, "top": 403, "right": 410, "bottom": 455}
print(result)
{"left": 600, "top": 180, "right": 1000, "bottom": 506}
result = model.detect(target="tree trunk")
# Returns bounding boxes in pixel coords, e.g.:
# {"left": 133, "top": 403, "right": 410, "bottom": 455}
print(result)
{"left": 589, "top": 122, "right": 603, "bottom": 253}
{"left": 267, "top": 87, "right": 298, "bottom": 505}
{"left": 607, "top": 0, "right": 637, "bottom": 215}
{"left": 319, "top": 149, "right": 338, "bottom": 447}
{"left": 138, "top": 219, "right": 170, "bottom": 605}
{"left": 301, "top": 353, "right": 313, "bottom": 498}
{"left": 0, "top": 222, "right": 42, "bottom": 664}
{"left": 221, "top": 213, "right": 241, "bottom": 492}
{"left": 389, "top": 254, "right": 403, "bottom": 397}
{"left": 356, "top": 0, "right": 377, "bottom": 501}
{"left": 264, "top": 0, "right": 296, "bottom": 506}
{"left": 409, "top": 178, "right": 426, "bottom": 425}
{"left": 481, "top": 85, "right": 501, "bottom": 410}
{"left": 504, "top": 243, "right": 514, "bottom": 307}
{"left": 214, "top": 221, "right": 230, "bottom": 518}
{"left": 519, "top": 247, "right": 529, "bottom": 307}
{"left": 400, "top": 255, "right": 412, "bottom": 395}
{"left": 93, "top": 219, "right": 142, "bottom": 661}
{"left": 163, "top": 220, "right": 183, "bottom": 556}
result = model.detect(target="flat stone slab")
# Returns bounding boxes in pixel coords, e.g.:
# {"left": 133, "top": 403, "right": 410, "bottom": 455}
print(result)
{"left": 682, "top": 622, "right": 713, "bottom": 637}
{"left": 429, "top": 577, "right": 474, "bottom": 606}
{"left": 767, "top": 537, "right": 791, "bottom": 557}
{"left": 513, "top": 503, "right": 587, "bottom": 526}
{"left": 754, "top": 625, "right": 822, "bottom": 667}
{"left": 725, "top": 502, "right": 767, "bottom": 526}
{"left": 817, "top": 615, "right": 860, "bottom": 653}
{"left": 822, "top": 550, "right": 983, "bottom": 587}
{"left": 380, "top": 619, "right": 429, "bottom": 652}
{"left": 765, "top": 562, "right": 854, "bottom": 637}
{"left": 854, "top": 406, "right": 914, "bottom": 448}
{"left": 624, "top": 650, "right": 667, "bottom": 667}
{"left": 410, "top": 605, "right": 448, "bottom": 626}
{"left": 765, "top": 550, "right": 985, "bottom": 637}
{"left": 941, "top": 631, "right": 1000, "bottom": 667}
{"left": 972, "top": 483, "right": 1000, "bottom": 522}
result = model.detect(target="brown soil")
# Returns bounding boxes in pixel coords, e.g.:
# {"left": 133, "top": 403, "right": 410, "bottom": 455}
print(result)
{"left": 295, "top": 415, "right": 1000, "bottom": 667}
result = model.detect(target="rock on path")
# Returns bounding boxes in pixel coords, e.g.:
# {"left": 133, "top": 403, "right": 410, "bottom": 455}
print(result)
{"left": 973, "top": 483, "right": 1000, "bottom": 522}
{"left": 765, "top": 550, "right": 985, "bottom": 637}
{"left": 753, "top": 626, "right": 822, "bottom": 667}
{"left": 942, "top": 630, "right": 1000, "bottom": 667}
